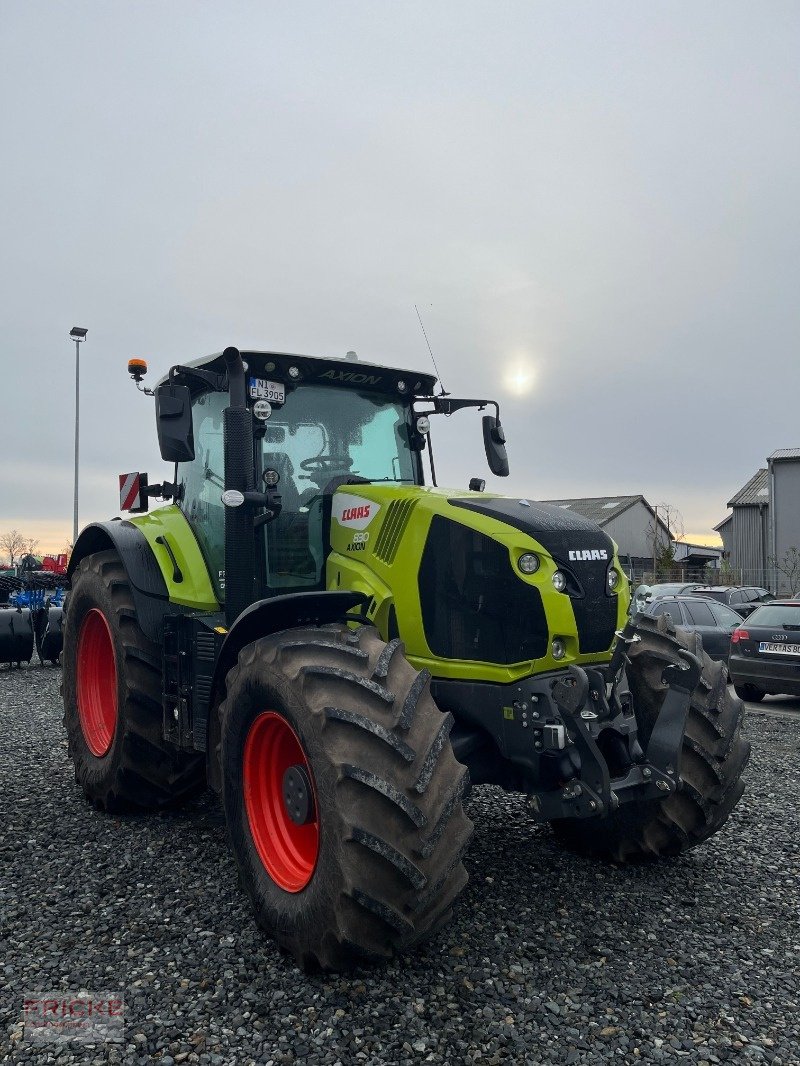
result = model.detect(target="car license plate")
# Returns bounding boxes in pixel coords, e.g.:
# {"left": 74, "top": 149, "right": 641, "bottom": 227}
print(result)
{"left": 249, "top": 377, "right": 285, "bottom": 404}
{"left": 759, "top": 641, "right": 800, "bottom": 655}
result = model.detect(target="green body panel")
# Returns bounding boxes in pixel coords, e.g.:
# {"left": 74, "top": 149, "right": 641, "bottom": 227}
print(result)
{"left": 129, "top": 505, "right": 220, "bottom": 611}
{"left": 326, "top": 485, "right": 630, "bottom": 684}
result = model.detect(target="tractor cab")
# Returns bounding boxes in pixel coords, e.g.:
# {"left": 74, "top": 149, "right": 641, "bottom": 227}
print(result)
{"left": 142, "top": 349, "right": 508, "bottom": 612}
{"left": 162, "top": 350, "right": 433, "bottom": 601}
{"left": 187, "top": 359, "right": 426, "bottom": 597}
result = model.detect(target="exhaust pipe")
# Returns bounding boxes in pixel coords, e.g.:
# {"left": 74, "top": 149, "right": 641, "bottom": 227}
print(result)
{"left": 222, "top": 347, "right": 256, "bottom": 626}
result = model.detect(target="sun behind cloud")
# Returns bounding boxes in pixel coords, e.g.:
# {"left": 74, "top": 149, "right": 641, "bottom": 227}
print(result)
{"left": 502, "top": 360, "right": 537, "bottom": 397}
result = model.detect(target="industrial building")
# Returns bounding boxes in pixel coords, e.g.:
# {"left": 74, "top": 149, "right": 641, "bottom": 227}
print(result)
{"left": 715, "top": 449, "right": 800, "bottom": 593}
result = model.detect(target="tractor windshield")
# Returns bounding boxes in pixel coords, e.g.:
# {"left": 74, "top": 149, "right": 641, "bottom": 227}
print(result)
{"left": 262, "top": 385, "right": 417, "bottom": 491}
{"left": 261, "top": 385, "right": 419, "bottom": 590}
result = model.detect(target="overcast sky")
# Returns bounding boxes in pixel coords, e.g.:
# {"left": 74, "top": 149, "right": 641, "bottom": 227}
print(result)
{"left": 1, "top": 1, "right": 798, "bottom": 552}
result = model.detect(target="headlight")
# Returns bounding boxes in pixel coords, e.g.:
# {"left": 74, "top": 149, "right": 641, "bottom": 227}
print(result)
{"left": 517, "top": 553, "right": 540, "bottom": 575}
{"left": 552, "top": 570, "right": 567, "bottom": 592}
{"left": 552, "top": 638, "right": 566, "bottom": 660}
{"left": 607, "top": 568, "right": 620, "bottom": 591}
{"left": 416, "top": 415, "right": 430, "bottom": 434}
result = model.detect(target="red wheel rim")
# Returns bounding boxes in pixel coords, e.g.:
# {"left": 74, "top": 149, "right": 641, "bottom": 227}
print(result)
{"left": 243, "top": 711, "right": 319, "bottom": 892}
{"left": 76, "top": 609, "right": 118, "bottom": 757}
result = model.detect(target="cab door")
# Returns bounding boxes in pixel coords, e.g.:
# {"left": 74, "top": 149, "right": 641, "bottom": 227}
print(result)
{"left": 177, "top": 390, "right": 228, "bottom": 599}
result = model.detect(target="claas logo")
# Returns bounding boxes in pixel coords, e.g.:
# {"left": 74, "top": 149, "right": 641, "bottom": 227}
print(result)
{"left": 568, "top": 548, "right": 608, "bottom": 562}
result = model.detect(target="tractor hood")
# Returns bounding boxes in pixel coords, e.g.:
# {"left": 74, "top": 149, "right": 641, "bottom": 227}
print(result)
{"left": 448, "top": 495, "right": 615, "bottom": 561}
{"left": 327, "top": 485, "right": 629, "bottom": 684}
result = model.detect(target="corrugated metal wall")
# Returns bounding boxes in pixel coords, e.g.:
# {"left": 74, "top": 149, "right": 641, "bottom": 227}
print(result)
{"left": 727, "top": 505, "right": 768, "bottom": 578}
{"left": 771, "top": 459, "right": 800, "bottom": 592}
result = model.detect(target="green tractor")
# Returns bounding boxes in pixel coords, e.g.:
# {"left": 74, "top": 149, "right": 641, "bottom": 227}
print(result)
{"left": 62, "top": 346, "right": 749, "bottom": 970}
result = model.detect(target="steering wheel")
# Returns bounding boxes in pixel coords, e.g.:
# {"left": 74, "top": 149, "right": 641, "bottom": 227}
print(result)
{"left": 299, "top": 455, "right": 353, "bottom": 474}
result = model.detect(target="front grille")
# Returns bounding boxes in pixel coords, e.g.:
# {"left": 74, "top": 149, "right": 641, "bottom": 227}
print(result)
{"left": 374, "top": 499, "right": 418, "bottom": 564}
{"left": 418, "top": 516, "right": 548, "bottom": 664}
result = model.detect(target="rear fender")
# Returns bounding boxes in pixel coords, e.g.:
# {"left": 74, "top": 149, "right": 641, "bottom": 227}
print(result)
{"left": 206, "top": 589, "right": 367, "bottom": 790}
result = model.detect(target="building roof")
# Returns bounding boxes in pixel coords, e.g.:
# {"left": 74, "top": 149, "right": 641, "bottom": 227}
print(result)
{"left": 541, "top": 494, "right": 674, "bottom": 539}
{"left": 714, "top": 514, "right": 733, "bottom": 532}
{"left": 540, "top": 495, "right": 642, "bottom": 524}
{"left": 769, "top": 448, "right": 800, "bottom": 461}
{"left": 727, "top": 468, "right": 769, "bottom": 508}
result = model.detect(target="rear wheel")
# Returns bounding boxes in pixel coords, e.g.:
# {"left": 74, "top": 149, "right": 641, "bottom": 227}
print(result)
{"left": 62, "top": 550, "right": 205, "bottom": 811}
{"left": 219, "top": 624, "right": 473, "bottom": 971}
{"left": 552, "top": 614, "right": 750, "bottom": 861}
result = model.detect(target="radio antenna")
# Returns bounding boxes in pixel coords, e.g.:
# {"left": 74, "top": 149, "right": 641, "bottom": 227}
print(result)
{"left": 414, "top": 304, "right": 448, "bottom": 396}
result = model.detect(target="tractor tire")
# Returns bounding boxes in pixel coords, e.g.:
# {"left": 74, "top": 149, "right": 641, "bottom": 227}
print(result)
{"left": 551, "top": 613, "right": 750, "bottom": 861}
{"left": 62, "top": 550, "right": 205, "bottom": 811}
{"left": 219, "top": 624, "right": 473, "bottom": 971}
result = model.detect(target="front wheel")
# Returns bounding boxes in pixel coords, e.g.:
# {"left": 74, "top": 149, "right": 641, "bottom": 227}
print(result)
{"left": 552, "top": 615, "right": 750, "bottom": 861}
{"left": 219, "top": 624, "right": 473, "bottom": 971}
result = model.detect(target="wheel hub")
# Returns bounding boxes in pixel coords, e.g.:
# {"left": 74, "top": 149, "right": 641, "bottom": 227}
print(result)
{"left": 282, "top": 763, "right": 315, "bottom": 825}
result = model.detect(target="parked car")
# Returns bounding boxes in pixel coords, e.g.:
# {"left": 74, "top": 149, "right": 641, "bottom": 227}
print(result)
{"left": 631, "top": 582, "right": 704, "bottom": 614}
{"left": 728, "top": 600, "right": 800, "bottom": 701}
{"left": 642, "top": 595, "right": 742, "bottom": 661}
{"left": 688, "top": 585, "right": 774, "bottom": 618}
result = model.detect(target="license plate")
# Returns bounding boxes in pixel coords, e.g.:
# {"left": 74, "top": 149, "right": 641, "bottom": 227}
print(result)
{"left": 249, "top": 377, "right": 285, "bottom": 404}
{"left": 759, "top": 641, "right": 800, "bottom": 655}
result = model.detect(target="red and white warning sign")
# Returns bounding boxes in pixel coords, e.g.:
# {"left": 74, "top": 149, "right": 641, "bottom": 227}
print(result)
{"left": 119, "top": 472, "right": 145, "bottom": 512}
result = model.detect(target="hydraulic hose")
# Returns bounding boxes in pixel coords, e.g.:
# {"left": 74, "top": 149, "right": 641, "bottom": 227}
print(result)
{"left": 222, "top": 347, "right": 255, "bottom": 625}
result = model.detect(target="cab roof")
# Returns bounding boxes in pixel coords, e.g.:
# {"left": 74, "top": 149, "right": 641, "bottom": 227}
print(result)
{"left": 160, "top": 349, "right": 437, "bottom": 400}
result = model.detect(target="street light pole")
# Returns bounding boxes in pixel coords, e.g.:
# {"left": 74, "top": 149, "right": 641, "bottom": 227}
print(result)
{"left": 69, "top": 327, "right": 88, "bottom": 543}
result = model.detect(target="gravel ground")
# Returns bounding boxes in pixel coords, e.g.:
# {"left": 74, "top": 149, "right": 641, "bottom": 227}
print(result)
{"left": 1, "top": 663, "right": 798, "bottom": 1065}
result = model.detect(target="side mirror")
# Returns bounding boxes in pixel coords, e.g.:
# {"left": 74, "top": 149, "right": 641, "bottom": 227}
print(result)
{"left": 482, "top": 415, "right": 509, "bottom": 477}
{"left": 155, "top": 384, "right": 195, "bottom": 463}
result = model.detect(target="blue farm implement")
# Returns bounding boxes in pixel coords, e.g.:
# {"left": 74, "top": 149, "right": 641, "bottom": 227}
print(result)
{"left": 0, "top": 573, "right": 68, "bottom": 667}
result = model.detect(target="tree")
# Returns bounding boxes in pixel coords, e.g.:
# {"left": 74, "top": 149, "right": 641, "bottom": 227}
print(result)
{"left": 23, "top": 536, "right": 39, "bottom": 558}
{"left": 0, "top": 529, "right": 26, "bottom": 568}
{"left": 770, "top": 546, "right": 800, "bottom": 595}
{"left": 655, "top": 501, "right": 685, "bottom": 542}
{"left": 645, "top": 501, "right": 684, "bottom": 580}
{"left": 655, "top": 541, "right": 677, "bottom": 581}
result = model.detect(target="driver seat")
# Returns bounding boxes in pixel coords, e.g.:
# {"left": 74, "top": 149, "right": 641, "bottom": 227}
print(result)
{"left": 263, "top": 452, "right": 300, "bottom": 512}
